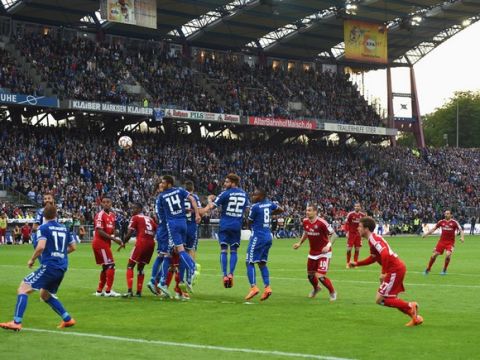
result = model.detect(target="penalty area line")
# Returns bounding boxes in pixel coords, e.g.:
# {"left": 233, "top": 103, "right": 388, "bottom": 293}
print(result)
{"left": 23, "top": 328, "right": 355, "bottom": 360}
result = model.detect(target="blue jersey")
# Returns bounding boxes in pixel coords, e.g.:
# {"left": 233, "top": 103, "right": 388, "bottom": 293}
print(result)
{"left": 158, "top": 187, "right": 190, "bottom": 221}
{"left": 34, "top": 208, "right": 45, "bottom": 225}
{"left": 214, "top": 188, "right": 249, "bottom": 231}
{"left": 185, "top": 193, "right": 202, "bottom": 223}
{"left": 36, "top": 220, "right": 74, "bottom": 270}
{"left": 248, "top": 200, "right": 278, "bottom": 236}
{"left": 155, "top": 194, "right": 166, "bottom": 223}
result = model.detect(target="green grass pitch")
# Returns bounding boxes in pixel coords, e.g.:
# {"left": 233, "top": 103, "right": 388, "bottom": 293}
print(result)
{"left": 0, "top": 236, "right": 479, "bottom": 360}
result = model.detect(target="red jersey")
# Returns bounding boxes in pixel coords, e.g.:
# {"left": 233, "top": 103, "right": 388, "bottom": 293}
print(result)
{"left": 93, "top": 210, "right": 116, "bottom": 247}
{"left": 302, "top": 217, "right": 334, "bottom": 256}
{"left": 435, "top": 219, "right": 461, "bottom": 243}
{"left": 368, "top": 233, "right": 404, "bottom": 273}
{"left": 346, "top": 211, "right": 366, "bottom": 240}
{"left": 128, "top": 214, "right": 157, "bottom": 247}
{"left": 21, "top": 225, "right": 31, "bottom": 237}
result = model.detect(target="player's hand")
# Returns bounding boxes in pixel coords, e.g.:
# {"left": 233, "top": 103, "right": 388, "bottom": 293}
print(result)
{"left": 207, "top": 194, "right": 216, "bottom": 202}
{"left": 117, "top": 243, "right": 125, "bottom": 252}
{"left": 348, "top": 262, "right": 356, "bottom": 269}
{"left": 27, "top": 258, "right": 35, "bottom": 268}
{"left": 195, "top": 214, "right": 201, "bottom": 224}
{"left": 379, "top": 273, "right": 386, "bottom": 282}
{"left": 292, "top": 242, "right": 301, "bottom": 250}
{"left": 460, "top": 238, "right": 465, "bottom": 243}
{"left": 321, "top": 245, "right": 331, "bottom": 254}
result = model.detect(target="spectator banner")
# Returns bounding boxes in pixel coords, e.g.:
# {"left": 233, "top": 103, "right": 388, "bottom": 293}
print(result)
{"left": 101, "top": 0, "right": 157, "bottom": 29}
{"left": 248, "top": 117, "right": 317, "bottom": 130}
{"left": 324, "top": 123, "right": 397, "bottom": 136}
{"left": 69, "top": 100, "right": 153, "bottom": 116}
{"left": 344, "top": 20, "right": 388, "bottom": 64}
{"left": 0, "top": 93, "right": 59, "bottom": 108}
{"left": 164, "top": 109, "right": 240, "bottom": 123}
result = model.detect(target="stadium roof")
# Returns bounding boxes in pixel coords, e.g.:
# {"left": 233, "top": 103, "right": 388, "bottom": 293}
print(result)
{"left": 2, "top": 0, "right": 480, "bottom": 66}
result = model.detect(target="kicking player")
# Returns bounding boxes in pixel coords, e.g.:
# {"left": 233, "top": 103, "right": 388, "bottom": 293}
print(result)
{"left": 156, "top": 175, "right": 201, "bottom": 295}
{"left": 293, "top": 205, "right": 337, "bottom": 301}
{"left": 344, "top": 202, "right": 366, "bottom": 268}
{"left": 203, "top": 173, "right": 249, "bottom": 288}
{"left": 32, "top": 192, "right": 55, "bottom": 249}
{"left": 423, "top": 210, "right": 464, "bottom": 275}
{"left": 244, "top": 189, "right": 283, "bottom": 301}
{"left": 0, "top": 204, "right": 76, "bottom": 331}
{"left": 349, "top": 217, "right": 423, "bottom": 327}
{"left": 119, "top": 203, "right": 157, "bottom": 297}
{"left": 92, "top": 196, "right": 123, "bottom": 297}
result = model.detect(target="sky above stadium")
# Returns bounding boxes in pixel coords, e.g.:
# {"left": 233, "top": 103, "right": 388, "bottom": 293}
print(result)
{"left": 364, "top": 20, "right": 480, "bottom": 116}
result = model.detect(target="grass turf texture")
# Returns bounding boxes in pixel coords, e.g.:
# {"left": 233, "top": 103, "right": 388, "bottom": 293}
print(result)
{"left": 0, "top": 236, "right": 479, "bottom": 360}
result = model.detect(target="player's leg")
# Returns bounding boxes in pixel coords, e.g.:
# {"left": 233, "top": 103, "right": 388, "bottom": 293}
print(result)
{"left": 136, "top": 264, "right": 145, "bottom": 296}
{"left": 244, "top": 236, "right": 260, "bottom": 300}
{"left": 441, "top": 249, "right": 453, "bottom": 275}
{"left": 353, "top": 239, "right": 361, "bottom": 262}
{"left": 425, "top": 248, "right": 441, "bottom": 274}
{"left": 307, "top": 258, "right": 320, "bottom": 297}
{"left": 219, "top": 229, "right": 229, "bottom": 284}
{"left": 125, "top": 259, "right": 136, "bottom": 297}
{"left": 346, "top": 242, "right": 353, "bottom": 268}
{"left": 93, "top": 247, "right": 112, "bottom": 295}
{"left": 104, "top": 263, "right": 120, "bottom": 297}
{"left": 317, "top": 257, "right": 336, "bottom": 301}
{"left": 169, "top": 222, "right": 195, "bottom": 290}
{"left": 0, "top": 281, "right": 33, "bottom": 331}
{"left": 259, "top": 257, "right": 272, "bottom": 302}
{"left": 228, "top": 243, "right": 239, "bottom": 287}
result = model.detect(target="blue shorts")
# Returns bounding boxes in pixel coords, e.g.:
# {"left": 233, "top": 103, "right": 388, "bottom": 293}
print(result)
{"left": 246, "top": 233, "right": 272, "bottom": 263}
{"left": 166, "top": 219, "right": 187, "bottom": 248}
{"left": 219, "top": 228, "right": 241, "bottom": 247}
{"left": 185, "top": 222, "right": 198, "bottom": 251}
{"left": 24, "top": 265, "right": 65, "bottom": 294}
{"left": 156, "top": 224, "right": 169, "bottom": 254}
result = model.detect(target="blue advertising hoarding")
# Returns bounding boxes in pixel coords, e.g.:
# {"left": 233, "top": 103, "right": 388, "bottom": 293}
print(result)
{"left": 0, "top": 93, "right": 59, "bottom": 108}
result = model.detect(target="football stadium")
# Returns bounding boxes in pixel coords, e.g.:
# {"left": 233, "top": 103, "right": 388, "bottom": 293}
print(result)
{"left": 0, "top": 1, "right": 479, "bottom": 359}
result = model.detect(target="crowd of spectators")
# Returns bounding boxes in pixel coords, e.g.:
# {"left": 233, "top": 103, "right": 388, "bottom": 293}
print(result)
{"left": 0, "top": 48, "right": 38, "bottom": 95}
{"left": 1, "top": 122, "right": 478, "bottom": 230}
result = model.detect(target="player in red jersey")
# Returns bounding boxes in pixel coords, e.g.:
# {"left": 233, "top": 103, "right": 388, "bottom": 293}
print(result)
{"left": 422, "top": 210, "right": 464, "bottom": 275}
{"left": 344, "top": 203, "right": 366, "bottom": 268}
{"left": 349, "top": 217, "right": 423, "bottom": 326}
{"left": 293, "top": 205, "right": 337, "bottom": 301}
{"left": 92, "top": 197, "right": 123, "bottom": 297}
{"left": 119, "top": 202, "right": 157, "bottom": 297}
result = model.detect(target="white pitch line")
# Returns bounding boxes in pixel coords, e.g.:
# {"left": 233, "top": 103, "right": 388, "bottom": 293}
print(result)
{"left": 23, "top": 328, "right": 355, "bottom": 360}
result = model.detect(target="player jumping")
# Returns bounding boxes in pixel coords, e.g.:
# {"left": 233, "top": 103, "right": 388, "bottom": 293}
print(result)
{"left": 344, "top": 202, "right": 366, "bottom": 268}
{"left": 293, "top": 205, "right": 337, "bottom": 301}
{"left": 349, "top": 217, "right": 423, "bottom": 327}
{"left": 0, "top": 204, "right": 76, "bottom": 331}
{"left": 203, "top": 173, "right": 249, "bottom": 288}
{"left": 119, "top": 202, "right": 157, "bottom": 297}
{"left": 423, "top": 210, "right": 464, "bottom": 275}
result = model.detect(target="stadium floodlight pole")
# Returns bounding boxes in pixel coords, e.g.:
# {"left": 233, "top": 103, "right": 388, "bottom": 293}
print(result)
{"left": 456, "top": 101, "right": 459, "bottom": 148}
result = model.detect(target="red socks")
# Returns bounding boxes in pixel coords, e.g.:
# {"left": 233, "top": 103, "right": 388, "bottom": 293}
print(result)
{"left": 126, "top": 268, "right": 134, "bottom": 291}
{"left": 443, "top": 257, "right": 451, "bottom": 272}
{"left": 346, "top": 250, "right": 352, "bottom": 263}
{"left": 166, "top": 270, "right": 174, "bottom": 287}
{"left": 427, "top": 256, "right": 436, "bottom": 271}
{"left": 319, "top": 277, "right": 335, "bottom": 294}
{"left": 137, "top": 273, "right": 145, "bottom": 294}
{"left": 354, "top": 250, "right": 360, "bottom": 262}
{"left": 308, "top": 275, "right": 319, "bottom": 289}
{"left": 383, "top": 297, "right": 411, "bottom": 315}
{"left": 105, "top": 268, "right": 115, "bottom": 292}
{"left": 97, "top": 270, "right": 107, "bottom": 292}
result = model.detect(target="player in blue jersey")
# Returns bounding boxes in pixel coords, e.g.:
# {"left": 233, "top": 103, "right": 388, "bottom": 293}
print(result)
{"left": 0, "top": 204, "right": 76, "bottom": 331}
{"left": 203, "top": 173, "right": 249, "bottom": 288}
{"left": 244, "top": 189, "right": 283, "bottom": 301}
{"left": 32, "top": 192, "right": 55, "bottom": 249}
{"left": 156, "top": 175, "right": 201, "bottom": 296}
{"left": 184, "top": 181, "right": 202, "bottom": 260}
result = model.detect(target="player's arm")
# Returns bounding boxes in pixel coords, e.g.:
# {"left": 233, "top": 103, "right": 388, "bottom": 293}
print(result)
{"left": 97, "top": 227, "right": 122, "bottom": 245}
{"left": 422, "top": 223, "right": 439, "bottom": 238}
{"left": 272, "top": 206, "right": 284, "bottom": 215}
{"left": 293, "top": 231, "right": 307, "bottom": 250}
{"left": 349, "top": 254, "right": 377, "bottom": 268}
{"left": 187, "top": 194, "right": 201, "bottom": 224}
{"left": 202, "top": 194, "right": 217, "bottom": 214}
{"left": 458, "top": 223, "right": 465, "bottom": 243}
{"left": 28, "top": 238, "right": 46, "bottom": 268}
{"left": 321, "top": 223, "right": 336, "bottom": 253}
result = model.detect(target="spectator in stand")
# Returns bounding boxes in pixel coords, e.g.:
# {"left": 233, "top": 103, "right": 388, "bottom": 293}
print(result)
{"left": 0, "top": 212, "right": 7, "bottom": 244}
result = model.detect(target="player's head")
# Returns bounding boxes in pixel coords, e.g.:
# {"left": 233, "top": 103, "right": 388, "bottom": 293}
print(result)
{"left": 131, "top": 202, "right": 143, "bottom": 216}
{"left": 444, "top": 209, "right": 452, "bottom": 220}
{"left": 252, "top": 189, "right": 266, "bottom": 203}
{"left": 185, "top": 180, "right": 195, "bottom": 193}
{"left": 102, "top": 196, "right": 112, "bottom": 211}
{"left": 305, "top": 205, "right": 318, "bottom": 220}
{"left": 162, "top": 175, "right": 175, "bottom": 189}
{"left": 224, "top": 173, "right": 240, "bottom": 189}
{"left": 43, "top": 192, "right": 54, "bottom": 206}
{"left": 358, "top": 216, "right": 376, "bottom": 238}
{"left": 354, "top": 202, "right": 361, "bottom": 212}
{"left": 43, "top": 203, "right": 57, "bottom": 221}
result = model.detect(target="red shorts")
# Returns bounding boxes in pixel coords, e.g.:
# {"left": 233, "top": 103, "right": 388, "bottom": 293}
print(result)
{"left": 307, "top": 253, "right": 331, "bottom": 275}
{"left": 347, "top": 236, "right": 362, "bottom": 248}
{"left": 378, "top": 266, "right": 406, "bottom": 298}
{"left": 435, "top": 240, "right": 454, "bottom": 255}
{"left": 0, "top": 228, "right": 6, "bottom": 236}
{"left": 129, "top": 242, "right": 155, "bottom": 265}
{"left": 93, "top": 245, "right": 114, "bottom": 265}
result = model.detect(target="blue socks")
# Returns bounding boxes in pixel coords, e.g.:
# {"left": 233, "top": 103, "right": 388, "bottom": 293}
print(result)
{"left": 178, "top": 251, "right": 195, "bottom": 283}
{"left": 160, "top": 256, "right": 171, "bottom": 286}
{"left": 150, "top": 255, "right": 163, "bottom": 283}
{"left": 229, "top": 250, "right": 238, "bottom": 275}
{"left": 45, "top": 296, "right": 71, "bottom": 321}
{"left": 220, "top": 252, "right": 228, "bottom": 276}
{"left": 13, "top": 294, "right": 28, "bottom": 324}
{"left": 260, "top": 265, "right": 270, "bottom": 287}
{"left": 247, "top": 263, "right": 256, "bottom": 286}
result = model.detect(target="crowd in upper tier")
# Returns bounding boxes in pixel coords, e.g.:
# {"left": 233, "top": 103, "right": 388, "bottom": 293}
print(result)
{"left": 1, "top": 122, "right": 478, "bottom": 228}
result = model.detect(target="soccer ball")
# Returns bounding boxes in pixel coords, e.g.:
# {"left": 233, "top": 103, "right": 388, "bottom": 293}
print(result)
{"left": 118, "top": 135, "right": 133, "bottom": 150}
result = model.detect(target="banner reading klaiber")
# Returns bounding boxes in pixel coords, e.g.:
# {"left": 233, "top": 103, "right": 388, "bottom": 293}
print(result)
{"left": 101, "top": 0, "right": 157, "bottom": 29}
{"left": 344, "top": 20, "right": 387, "bottom": 64}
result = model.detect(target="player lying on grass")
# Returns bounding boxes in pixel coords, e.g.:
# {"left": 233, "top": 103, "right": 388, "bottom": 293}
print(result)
{"left": 0, "top": 204, "right": 76, "bottom": 331}
{"left": 422, "top": 209, "right": 464, "bottom": 275}
{"left": 349, "top": 217, "right": 423, "bottom": 327}
{"left": 118, "top": 202, "right": 157, "bottom": 297}
{"left": 244, "top": 189, "right": 283, "bottom": 301}
{"left": 293, "top": 205, "right": 337, "bottom": 301}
